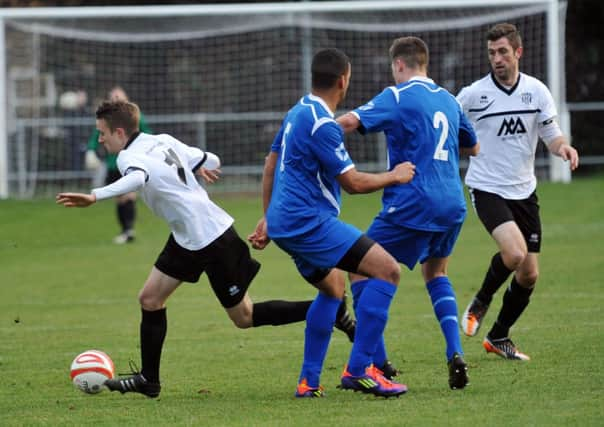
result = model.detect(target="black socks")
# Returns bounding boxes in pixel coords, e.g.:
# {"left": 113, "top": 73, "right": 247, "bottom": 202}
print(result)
{"left": 252, "top": 300, "right": 312, "bottom": 327}
{"left": 117, "top": 199, "right": 136, "bottom": 233}
{"left": 140, "top": 307, "right": 167, "bottom": 384}
{"left": 476, "top": 252, "right": 513, "bottom": 305}
{"left": 489, "top": 278, "right": 534, "bottom": 339}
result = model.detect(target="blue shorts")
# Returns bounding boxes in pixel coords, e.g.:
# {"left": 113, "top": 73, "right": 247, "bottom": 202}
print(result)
{"left": 366, "top": 217, "right": 462, "bottom": 270}
{"left": 272, "top": 217, "right": 363, "bottom": 281}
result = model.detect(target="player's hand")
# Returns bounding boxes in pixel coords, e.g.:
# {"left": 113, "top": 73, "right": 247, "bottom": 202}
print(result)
{"left": 391, "top": 161, "right": 416, "bottom": 184}
{"left": 56, "top": 192, "right": 96, "bottom": 208}
{"left": 84, "top": 151, "right": 102, "bottom": 171}
{"left": 198, "top": 167, "right": 221, "bottom": 184}
{"left": 558, "top": 145, "right": 579, "bottom": 171}
{"left": 247, "top": 217, "right": 271, "bottom": 250}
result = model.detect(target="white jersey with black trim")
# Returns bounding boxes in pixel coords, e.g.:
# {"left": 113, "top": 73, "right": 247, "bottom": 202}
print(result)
{"left": 457, "top": 72, "right": 558, "bottom": 199}
{"left": 116, "top": 132, "right": 233, "bottom": 250}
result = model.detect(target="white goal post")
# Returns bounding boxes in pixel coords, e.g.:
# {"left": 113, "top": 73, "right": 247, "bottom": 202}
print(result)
{"left": 0, "top": 0, "right": 566, "bottom": 198}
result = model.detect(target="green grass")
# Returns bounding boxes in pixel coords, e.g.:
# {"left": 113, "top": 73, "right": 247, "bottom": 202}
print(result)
{"left": 1, "top": 175, "right": 603, "bottom": 426}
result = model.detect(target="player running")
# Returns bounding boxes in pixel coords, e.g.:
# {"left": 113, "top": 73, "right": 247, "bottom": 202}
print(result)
{"left": 56, "top": 99, "right": 355, "bottom": 398}
{"left": 457, "top": 23, "right": 579, "bottom": 361}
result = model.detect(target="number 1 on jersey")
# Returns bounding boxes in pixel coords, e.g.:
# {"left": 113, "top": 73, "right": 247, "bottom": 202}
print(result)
{"left": 279, "top": 122, "right": 292, "bottom": 172}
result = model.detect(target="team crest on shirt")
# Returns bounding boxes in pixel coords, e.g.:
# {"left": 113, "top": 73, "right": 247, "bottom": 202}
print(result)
{"left": 521, "top": 92, "right": 532, "bottom": 105}
{"left": 358, "top": 101, "right": 375, "bottom": 111}
{"left": 335, "top": 143, "right": 349, "bottom": 161}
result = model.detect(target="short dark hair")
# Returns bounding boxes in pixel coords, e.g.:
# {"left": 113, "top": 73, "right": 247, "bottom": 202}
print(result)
{"left": 311, "top": 48, "right": 350, "bottom": 90}
{"left": 95, "top": 100, "right": 140, "bottom": 136}
{"left": 487, "top": 23, "right": 523, "bottom": 50}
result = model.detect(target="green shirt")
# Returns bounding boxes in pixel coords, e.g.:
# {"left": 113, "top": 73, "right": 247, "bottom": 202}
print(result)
{"left": 87, "top": 112, "right": 152, "bottom": 171}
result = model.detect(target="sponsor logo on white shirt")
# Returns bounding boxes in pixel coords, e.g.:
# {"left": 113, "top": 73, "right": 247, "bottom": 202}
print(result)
{"left": 497, "top": 117, "right": 527, "bottom": 136}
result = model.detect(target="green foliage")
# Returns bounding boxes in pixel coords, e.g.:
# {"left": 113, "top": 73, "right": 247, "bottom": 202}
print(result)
{"left": 0, "top": 176, "right": 602, "bottom": 426}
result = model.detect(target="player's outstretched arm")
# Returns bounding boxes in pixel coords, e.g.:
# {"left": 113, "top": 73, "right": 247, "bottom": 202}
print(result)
{"left": 56, "top": 192, "right": 97, "bottom": 208}
{"left": 338, "top": 161, "right": 415, "bottom": 194}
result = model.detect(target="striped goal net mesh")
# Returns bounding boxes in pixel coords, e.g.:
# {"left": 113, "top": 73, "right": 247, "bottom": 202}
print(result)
{"left": 5, "top": 4, "right": 552, "bottom": 197}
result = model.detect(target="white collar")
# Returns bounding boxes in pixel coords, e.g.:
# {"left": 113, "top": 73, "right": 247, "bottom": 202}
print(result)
{"left": 307, "top": 93, "right": 335, "bottom": 117}
{"left": 408, "top": 75, "right": 434, "bottom": 84}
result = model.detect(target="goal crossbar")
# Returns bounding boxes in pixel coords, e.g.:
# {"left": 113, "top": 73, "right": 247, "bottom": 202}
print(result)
{"left": 0, "top": 0, "right": 566, "bottom": 199}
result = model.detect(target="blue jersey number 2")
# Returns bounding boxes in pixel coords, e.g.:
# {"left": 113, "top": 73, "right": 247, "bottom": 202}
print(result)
{"left": 433, "top": 111, "right": 449, "bottom": 162}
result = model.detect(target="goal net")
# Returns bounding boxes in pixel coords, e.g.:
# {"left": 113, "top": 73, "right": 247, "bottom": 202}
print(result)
{"left": 0, "top": 1, "right": 564, "bottom": 198}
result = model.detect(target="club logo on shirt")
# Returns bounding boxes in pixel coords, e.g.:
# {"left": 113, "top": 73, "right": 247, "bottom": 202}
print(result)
{"left": 497, "top": 117, "right": 527, "bottom": 136}
{"left": 335, "top": 143, "right": 349, "bottom": 161}
{"left": 358, "top": 101, "right": 375, "bottom": 111}
{"left": 521, "top": 92, "right": 532, "bottom": 105}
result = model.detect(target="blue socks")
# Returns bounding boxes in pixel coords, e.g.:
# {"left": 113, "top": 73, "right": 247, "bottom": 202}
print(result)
{"left": 346, "top": 275, "right": 462, "bottom": 372}
{"left": 299, "top": 292, "right": 341, "bottom": 387}
{"left": 426, "top": 276, "right": 463, "bottom": 360}
{"left": 351, "top": 279, "right": 389, "bottom": 369}
{"left": 348, "top": 278, "right": 397, "bottom": 376}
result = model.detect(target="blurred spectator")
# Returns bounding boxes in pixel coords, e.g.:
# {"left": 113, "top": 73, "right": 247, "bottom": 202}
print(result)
{"left": 59, "top": 89, "right": 88, "bottom": 171}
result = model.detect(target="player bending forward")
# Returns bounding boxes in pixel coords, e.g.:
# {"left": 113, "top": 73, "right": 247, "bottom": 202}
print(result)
{"left": 57, "top": 99, "right": 355, "bottom": 398}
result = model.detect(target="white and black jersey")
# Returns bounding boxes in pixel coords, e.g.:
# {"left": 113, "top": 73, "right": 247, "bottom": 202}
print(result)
{"left": 116, "top": 132, "right": 233, "bottom": 250}
{"left": 457, "top": 72, "right": 561, "bottom": 199}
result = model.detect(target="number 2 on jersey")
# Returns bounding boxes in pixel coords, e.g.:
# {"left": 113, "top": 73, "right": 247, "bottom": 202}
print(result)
{"left": 433, "top": 111, "right": 449, "bottom": 162}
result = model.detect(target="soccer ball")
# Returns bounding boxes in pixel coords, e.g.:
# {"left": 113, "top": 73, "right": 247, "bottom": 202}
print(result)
{"left": 70, "top": 350, "right": 115, "bottom": 394}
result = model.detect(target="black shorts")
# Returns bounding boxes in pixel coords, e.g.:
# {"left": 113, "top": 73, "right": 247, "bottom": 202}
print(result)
{"left": 154, "top": 226, "right": 260, "bottom": 308}
{"left": 469, "top": 188, "right": 542, "bottom": 253}
{"left": 105, "top": 168, "right": 122, "bottom": 185}
{"left": 302, "top": 234, "right": 375, "bottom": 285}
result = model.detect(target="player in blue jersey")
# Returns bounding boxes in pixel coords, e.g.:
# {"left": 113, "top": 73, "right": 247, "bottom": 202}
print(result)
{"left": 338, "top": 36, "right": 480, "bottom": 390}
{"left": 248, "top": 48, "right": 416, "bottom": 398}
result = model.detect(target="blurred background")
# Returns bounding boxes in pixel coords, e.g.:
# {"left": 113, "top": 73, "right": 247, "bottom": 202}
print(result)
{"left": 0, "top": 0, "right": 601, "bottom": 198}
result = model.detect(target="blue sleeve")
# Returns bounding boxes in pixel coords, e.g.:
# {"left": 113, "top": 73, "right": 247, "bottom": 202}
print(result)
{"left": 458, "top": 109, "right": 477, "bottom": 148}
{"left": 311, "top": 120, "right": 353, "bottom": 179}
{"left": 271, "top": 122, "right": 285, "bottom": 153}
{"left": 353, "top": 87, "right": 397, "bottom": 134}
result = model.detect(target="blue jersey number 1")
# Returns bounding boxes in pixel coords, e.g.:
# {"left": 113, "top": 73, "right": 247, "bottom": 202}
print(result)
{"left": 279, "top": 122, "right": 292, "bottom": 172}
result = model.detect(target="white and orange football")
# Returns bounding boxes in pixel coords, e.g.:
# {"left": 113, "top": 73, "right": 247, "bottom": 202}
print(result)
{"left": 70, "top": 350, "right": 114, "bottom": 394}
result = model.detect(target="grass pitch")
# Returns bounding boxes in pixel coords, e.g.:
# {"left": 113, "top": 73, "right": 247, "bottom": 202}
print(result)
{"left": 0, "top": 175, "right": 602, "bottom": 426}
